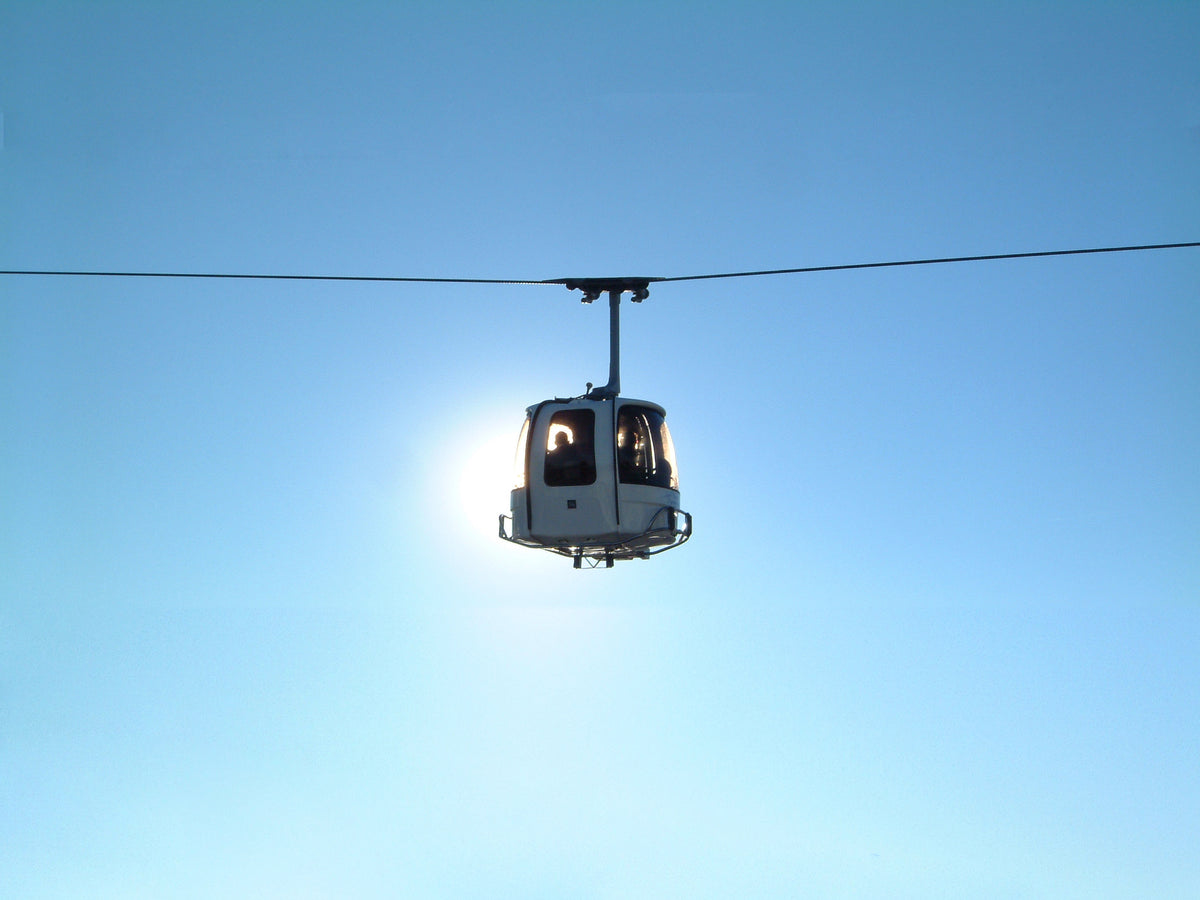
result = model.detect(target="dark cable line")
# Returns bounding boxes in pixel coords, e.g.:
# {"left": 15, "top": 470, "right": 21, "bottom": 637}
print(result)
{"left": 658, "top": 242, "right": 1200, "bottom": 282}
{"left": 0, "top": 270, "right": 549, "bottom": 285}
{"left": 1, "top": 242, "right": 1196, "bottom": 286}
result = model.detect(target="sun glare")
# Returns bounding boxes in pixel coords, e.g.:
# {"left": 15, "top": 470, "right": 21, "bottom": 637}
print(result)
{"left": 546, "top": 423, "right": 574, "bottom": 451}
{"left": 458, "top": 429, "right": 521, "bottom": 543}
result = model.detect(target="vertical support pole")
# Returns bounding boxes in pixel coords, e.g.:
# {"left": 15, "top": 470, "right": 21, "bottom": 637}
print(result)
{"left": 607, "top": 288, "right": 621, "bottom": 398}
{"left": 588, "top": 288, "right": 622, "bottom": 400}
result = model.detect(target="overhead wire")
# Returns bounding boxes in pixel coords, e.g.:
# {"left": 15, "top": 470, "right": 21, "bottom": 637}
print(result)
{"left": 1, "top": 241, "right": 1197, "bottom": 286}
{"left": 656, "top": 242, "right": 1200, "bottom": 282}
{"left": 0, "top": 270, "right": 547, "bottom": 285}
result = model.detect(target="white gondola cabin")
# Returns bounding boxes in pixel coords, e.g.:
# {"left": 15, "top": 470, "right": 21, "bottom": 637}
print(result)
{"left": 498, "top": 277, "right": 692, "bottom": 567}
{"left": 500, "top": 396, "right": 691, "bottom": 565}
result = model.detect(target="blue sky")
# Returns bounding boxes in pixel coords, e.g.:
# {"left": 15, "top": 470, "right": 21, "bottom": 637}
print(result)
{"left": 2, "top": 2, "right": 1198, "bottom": 897}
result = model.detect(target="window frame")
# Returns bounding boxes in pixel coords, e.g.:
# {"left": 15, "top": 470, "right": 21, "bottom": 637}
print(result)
{"left": 616, "top": 404, "right": 678, "bottom": 491}
{"left": 542, "top": 408, "right": 598, "bottom": 487}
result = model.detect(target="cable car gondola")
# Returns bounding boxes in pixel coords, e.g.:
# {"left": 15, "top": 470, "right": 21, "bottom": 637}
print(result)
{"left": 499, "top": 278, "right": 692, "bottom": 567}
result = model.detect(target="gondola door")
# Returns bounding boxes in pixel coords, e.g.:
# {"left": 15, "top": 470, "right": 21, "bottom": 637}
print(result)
{"left": 527, "top": 401, "right": 619, "bottom": 545}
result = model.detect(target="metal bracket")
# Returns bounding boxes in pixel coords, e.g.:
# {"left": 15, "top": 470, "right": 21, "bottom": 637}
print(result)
{"left": 551, "top": 276, "right": 663, "bottom": 301}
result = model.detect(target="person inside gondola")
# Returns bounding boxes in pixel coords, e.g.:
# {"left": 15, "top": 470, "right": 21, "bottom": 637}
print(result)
{"left": 617, "top": 430, "right": 640, "bottom": 483}
{"left": 546, "top": 430, "right": 593, "bottom": 486}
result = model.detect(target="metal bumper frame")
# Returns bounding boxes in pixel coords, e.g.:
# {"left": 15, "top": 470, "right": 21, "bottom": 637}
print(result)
{"left": 499, "top": 506, "right": 692, "bottom": 568}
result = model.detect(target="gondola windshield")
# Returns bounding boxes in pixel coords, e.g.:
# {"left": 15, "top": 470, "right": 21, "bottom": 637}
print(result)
{"left": 511, "top": 414, "right": 530, "bottom": 491}
{"left": 617, "top": 404, "right": 678, "bottom": 491}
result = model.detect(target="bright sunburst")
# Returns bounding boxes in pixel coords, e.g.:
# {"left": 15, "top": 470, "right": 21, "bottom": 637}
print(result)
{"left": 457, "top": 429, "right": 521, "bottom": 542}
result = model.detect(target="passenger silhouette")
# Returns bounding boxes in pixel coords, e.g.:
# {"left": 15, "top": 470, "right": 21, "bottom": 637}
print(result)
{"left": 546, "top": 431, "right": 593, "bottom": 485}
{"left": 617, "top": 432, "right": 641, "bottom": 483}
